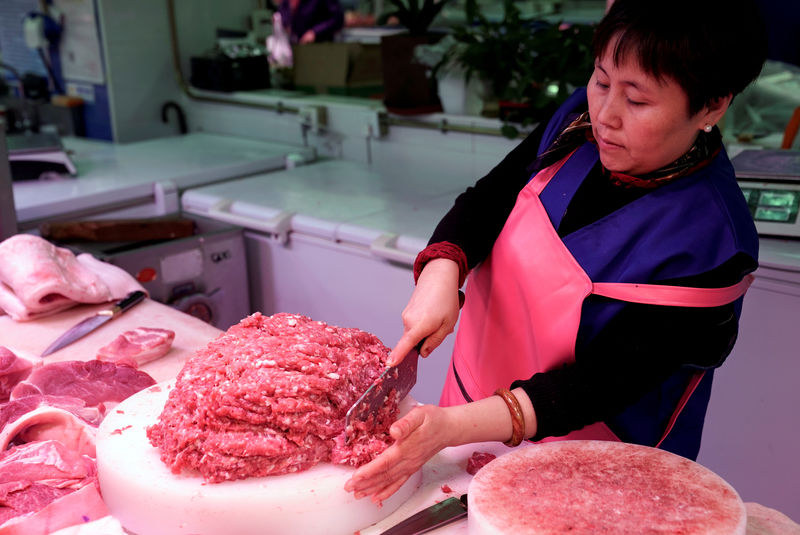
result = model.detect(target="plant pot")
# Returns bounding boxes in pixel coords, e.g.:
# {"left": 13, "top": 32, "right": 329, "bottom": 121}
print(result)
{"left": 380, "top": 32, "right": 443, "bottom": 114}
{"left": 437, "top": 71, "right": 486, "bottom": 116}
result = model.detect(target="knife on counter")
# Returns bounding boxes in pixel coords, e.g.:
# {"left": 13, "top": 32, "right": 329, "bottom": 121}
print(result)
{"left": 378, "top": 494, "right": 468, "bottom": 535}
{"left": 40, "top": 290, "right": 147, "bottom": 357}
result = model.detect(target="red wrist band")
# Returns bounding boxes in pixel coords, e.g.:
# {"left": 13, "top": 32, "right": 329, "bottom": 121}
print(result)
{"left": 413, "top": 241, "right": 469, "bottom": 287}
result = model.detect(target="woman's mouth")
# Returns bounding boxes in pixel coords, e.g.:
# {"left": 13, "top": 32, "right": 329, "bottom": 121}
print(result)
{"left": 596, "top": 134, "right": 623, "bottom": 150}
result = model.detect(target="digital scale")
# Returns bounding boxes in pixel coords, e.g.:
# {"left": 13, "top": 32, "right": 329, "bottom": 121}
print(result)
{"left": 6, "top": 132, "right": 77, "bottom": 181}
{"left": 732, "top": 149, "right": 800, "bottom": 238}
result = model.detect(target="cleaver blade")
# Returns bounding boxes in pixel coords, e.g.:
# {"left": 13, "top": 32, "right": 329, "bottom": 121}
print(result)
{"left": 345, "top": 345, "right": 420, "bottom": 441}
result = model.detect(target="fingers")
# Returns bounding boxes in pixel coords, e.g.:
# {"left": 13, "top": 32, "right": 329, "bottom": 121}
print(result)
{"left": 372, "top": 475, "right": 411, "bottom": 504}
{"left": 390, "top": 408, "right": 424, "bottom": 440}
{"left": 418, "top": 329, "right": 447, "bottom": 358}
{"left": 387, "top": 332, "right": 418, "bottom": 366}
{"left": 347, "top": 450, "right": 418, "bottom": 500}
{"left": 345, "top": 407, "right": 436, "bottom": 501}
{"left": 388, "top": 323, "right": 450, "bottom": 365}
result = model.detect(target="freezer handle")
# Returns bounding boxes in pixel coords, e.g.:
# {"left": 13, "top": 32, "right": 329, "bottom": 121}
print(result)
{"left": 206, "top": 200, "right": 294, "bottom": 243}
{"left": 370, "top": 233, "right": 417, "bottom": 267}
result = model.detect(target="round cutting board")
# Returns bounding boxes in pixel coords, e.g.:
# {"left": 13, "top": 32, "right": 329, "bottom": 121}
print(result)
{"left": 467, "top": 440, "right": 746, "bottom": 535}
{"left": 96, "top": 382, "right": 421, "bottom": 535}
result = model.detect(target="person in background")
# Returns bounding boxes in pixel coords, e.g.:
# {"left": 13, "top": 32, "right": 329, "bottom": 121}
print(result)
{"left": 345, "top": 0, "right": 768, "bottom": 502}
{"left": 278, "top": 0, "right": 344, "bottom": 44}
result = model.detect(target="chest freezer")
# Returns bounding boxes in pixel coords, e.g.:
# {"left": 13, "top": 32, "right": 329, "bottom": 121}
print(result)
{"left": 11, "top": 133, "right": 315, "bottom": 230}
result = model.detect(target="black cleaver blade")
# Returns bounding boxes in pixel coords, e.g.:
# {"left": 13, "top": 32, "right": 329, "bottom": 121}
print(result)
{"left": 344, "top": 345, "right": 420, "bottom": 442}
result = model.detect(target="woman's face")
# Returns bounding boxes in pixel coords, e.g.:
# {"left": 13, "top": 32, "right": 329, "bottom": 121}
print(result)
{"left": 587, "top": 45, "right": 712, "bottom": 176}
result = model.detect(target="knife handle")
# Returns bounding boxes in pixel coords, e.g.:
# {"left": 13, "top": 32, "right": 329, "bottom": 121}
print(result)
{"left": 104, "top": 290, "right": 147, "bottom": 317}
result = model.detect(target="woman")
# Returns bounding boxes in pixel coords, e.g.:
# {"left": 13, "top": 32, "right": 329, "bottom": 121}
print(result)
{"left": 278, "top": 0, "right": 344, "bottom": 44}
{"left": 345, "top": 0, "right": 768, "bottom": 502}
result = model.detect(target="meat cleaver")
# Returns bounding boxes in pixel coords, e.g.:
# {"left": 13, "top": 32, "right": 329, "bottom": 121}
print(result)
{"left": 345, "top": 290, "right": 465, "bottom": 441}
{"left": 345, "top": 343, "right": 420, "bottom": 442}
{"left": 40, "top": 290, "right": 147, "bottom": 357}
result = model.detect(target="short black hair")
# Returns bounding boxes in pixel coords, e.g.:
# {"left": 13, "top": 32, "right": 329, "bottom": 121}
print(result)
{"left": 592, "top": 0, "right": 768, "bottom": 115}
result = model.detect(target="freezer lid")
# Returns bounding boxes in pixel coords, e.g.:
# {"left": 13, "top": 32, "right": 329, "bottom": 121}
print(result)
{"left": 12, "top": 134, "right": 314, "bottom": 225}
{"left": 757, "top": 237, "right": 800, "bottom": 273}
{"left": 180, "top": 160, "right": 402, "bottom": 240}
{"left": 181, "top": 189, "right": 295, "bottom": 242}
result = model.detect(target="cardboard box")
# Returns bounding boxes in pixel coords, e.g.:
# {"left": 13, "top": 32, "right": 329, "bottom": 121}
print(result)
{"left": 292, "top": 42, "right": 383, "bottom": 95}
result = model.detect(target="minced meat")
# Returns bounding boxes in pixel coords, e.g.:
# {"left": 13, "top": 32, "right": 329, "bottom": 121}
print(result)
{"left": 146, "top": 313, "right": 399, "bottom": 483}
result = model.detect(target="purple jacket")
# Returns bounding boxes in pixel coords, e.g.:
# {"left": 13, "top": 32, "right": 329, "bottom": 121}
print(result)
{"left": 279, "top": 0, "right": 344, "bottom": 43}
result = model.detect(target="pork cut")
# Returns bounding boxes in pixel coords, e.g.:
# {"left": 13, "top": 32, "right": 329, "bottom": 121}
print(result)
{"left": 0, "top": 234, "right": 144, "bottom": 321}
{"left": 96, "top": 327, "right": 175, "bottom": 368}
{"left": 147, "top": 312, "right": 399, "bottom": 483}
{"left": 10, "top": 360, "right": 156, "bottom": 413}
{"left": 0, "top": 440, "right": 107, "bottom": 535}
{"left": 0, "top": 348, "right": 33, "bottom": 402}
{"left": 466, "top": 451, "right": 496, "bottom": 475}
{"left": 0, "top": 395, "right": 100, "bottom": 455}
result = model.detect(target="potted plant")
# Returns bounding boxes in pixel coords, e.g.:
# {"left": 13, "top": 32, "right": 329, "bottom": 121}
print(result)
{"left": 378, "top": 0, "right": 454, "bottom": 113}
{"left": 414, "top": 34, "right": 487, "bottom": 115}
{"left": 415, "top": 0, "right": 595, "bottom": 135}
{"left": 499, "top": 16, "right": 595, "bottom": 137}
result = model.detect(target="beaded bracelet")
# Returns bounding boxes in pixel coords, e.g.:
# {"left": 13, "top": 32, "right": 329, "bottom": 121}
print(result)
{"left": 495, "top": 388, "right": 525, "bottom": 447}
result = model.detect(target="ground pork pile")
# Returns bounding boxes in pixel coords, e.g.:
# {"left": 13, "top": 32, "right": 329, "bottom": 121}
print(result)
{"left": 146, "top": 312, "right": 399, "bottom": 483}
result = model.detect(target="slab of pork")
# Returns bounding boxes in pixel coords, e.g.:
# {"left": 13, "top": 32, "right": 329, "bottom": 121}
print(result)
{"left": 0, "top": 235, "right": 144, "bottom": 321}
{"left": 0, "top": 347, "right": 33, "bottom": 402}
{"left": 96, "top": 327, "right": 175, "bottom": 368}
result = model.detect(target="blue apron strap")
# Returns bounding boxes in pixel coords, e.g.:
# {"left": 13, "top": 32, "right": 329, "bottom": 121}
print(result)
{"left": 537, "top": 87, "right": 588, "bottom": 155}
{"left": 538, "top": 142, "right": 599, "bottom": 229}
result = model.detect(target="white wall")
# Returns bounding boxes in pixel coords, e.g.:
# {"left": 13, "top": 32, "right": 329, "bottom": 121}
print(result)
{"left": 97, "top": 0, "right": 258, "bottom": 142}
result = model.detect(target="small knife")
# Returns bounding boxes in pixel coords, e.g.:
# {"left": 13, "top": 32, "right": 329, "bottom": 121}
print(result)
{"left": 378, "top": 494, "right": 468, "bottom": 535}
{"left": 40, "top": 290, "right": 147, "bottom": 357}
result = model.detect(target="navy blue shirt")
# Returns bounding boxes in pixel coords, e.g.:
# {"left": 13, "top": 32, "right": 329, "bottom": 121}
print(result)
{"left": 279, "top": 0, "right": 344, "bottom": 43}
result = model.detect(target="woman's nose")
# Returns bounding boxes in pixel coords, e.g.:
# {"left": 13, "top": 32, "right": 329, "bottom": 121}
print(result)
{"left": 595, "top": 95, "right": 622, "bottom": 129}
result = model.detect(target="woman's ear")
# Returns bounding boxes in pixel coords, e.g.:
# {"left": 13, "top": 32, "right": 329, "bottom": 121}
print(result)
{"left": 700, "top": 94, "right": 733, "bottom": 130}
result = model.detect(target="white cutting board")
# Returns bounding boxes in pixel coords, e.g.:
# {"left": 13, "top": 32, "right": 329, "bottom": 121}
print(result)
{"left": 96, "top": 381, "right": 423, "bottom": 535}
{"left": 0, "top": 299, "right": 223, "bottom": 382}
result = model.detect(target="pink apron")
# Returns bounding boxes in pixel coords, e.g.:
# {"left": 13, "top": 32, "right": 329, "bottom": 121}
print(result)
{"left": 440, "top": 154, "right": 753, "bottom": 445}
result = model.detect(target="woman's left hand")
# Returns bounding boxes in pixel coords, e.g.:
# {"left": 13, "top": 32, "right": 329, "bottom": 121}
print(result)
{"left": 299, "top": 29, "right": 316, "bottom": 43}
{"left": 344, "top": 404, "right": 452, "bottom": 502}
{"left": 344, "top": 388, "right": 537, "bottom": 502}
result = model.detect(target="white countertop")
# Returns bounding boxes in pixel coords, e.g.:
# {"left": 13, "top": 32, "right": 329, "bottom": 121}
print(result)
{"left": 11, "top": 133, "right": 314, "bottom": 226}
{"left": 0, "top": 299, "right": 222, "bottom": 383}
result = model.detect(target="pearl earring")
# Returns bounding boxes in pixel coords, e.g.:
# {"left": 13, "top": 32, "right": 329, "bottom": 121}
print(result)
{"left": 703, "top": 124, "right": 713, "bottom": 133}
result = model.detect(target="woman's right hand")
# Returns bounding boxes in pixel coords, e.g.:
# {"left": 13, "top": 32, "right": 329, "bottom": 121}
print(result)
{"left": 387, "top": 258, "right": 462, "bottom": 366}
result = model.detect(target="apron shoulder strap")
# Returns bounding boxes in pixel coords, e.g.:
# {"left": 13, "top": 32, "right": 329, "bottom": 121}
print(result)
{"left": 591, "top": 274, "right": 754, "bottom": 307}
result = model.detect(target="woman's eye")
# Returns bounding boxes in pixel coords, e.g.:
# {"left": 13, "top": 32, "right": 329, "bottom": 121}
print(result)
{"left": 595, "top": 80, "right": 609, "bottom": 89}
{"left": 627, "top": 99, "right": 645, "bottom": 106}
